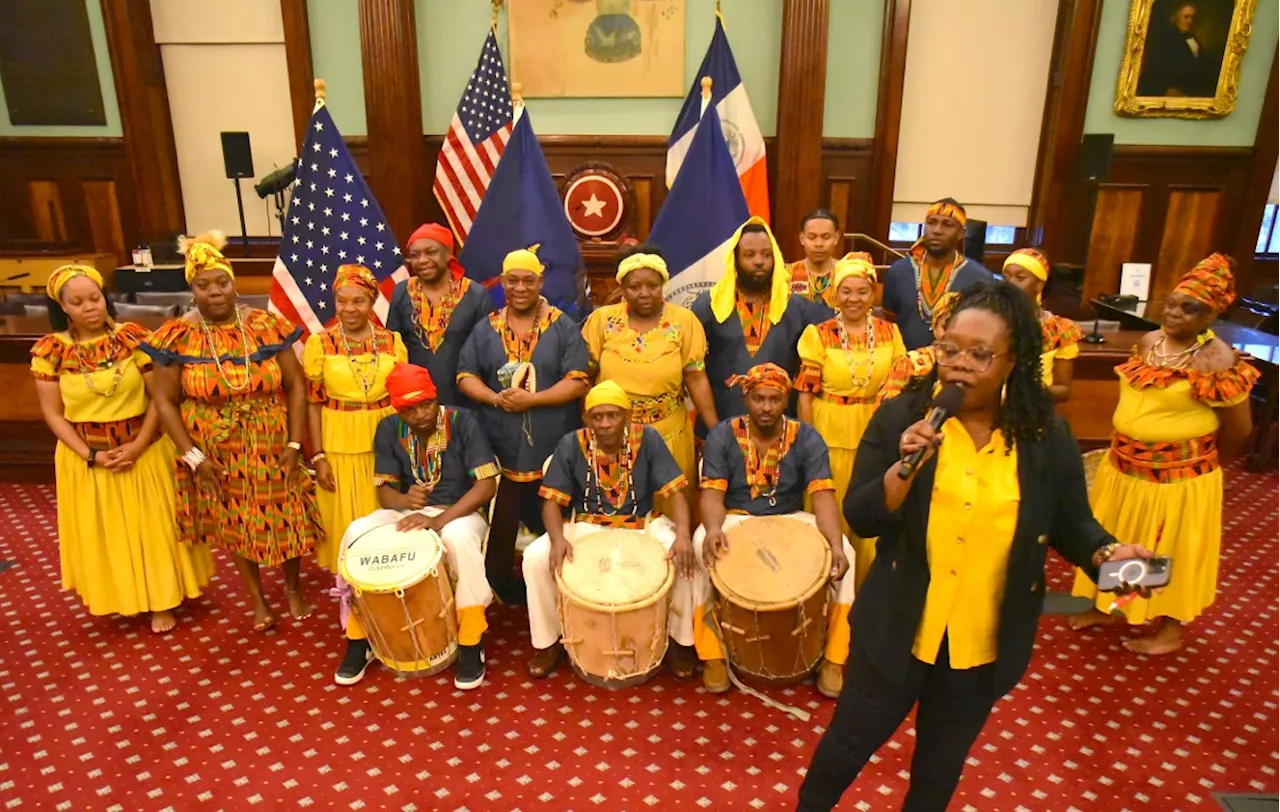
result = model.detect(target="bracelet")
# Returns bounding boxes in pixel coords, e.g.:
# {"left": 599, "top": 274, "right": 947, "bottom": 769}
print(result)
{"left": 286, "top": 441, "right": 303, "bottom": 453}
{"left": 182, "top": 446, "right": 207, "bottom": 471}
{"left": 1092, "top": 542, "right": 1120, "bottom": 568}
{"left": 309, "top": 451, "right": 327, "bottom": 464}
{"left": 85, "top": 450, "right": 96, "bottom": 468}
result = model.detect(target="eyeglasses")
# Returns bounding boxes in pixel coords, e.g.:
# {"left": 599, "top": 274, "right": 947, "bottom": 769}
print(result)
{"left": 932, "top": 342, "right": 1006, "bottom": 372}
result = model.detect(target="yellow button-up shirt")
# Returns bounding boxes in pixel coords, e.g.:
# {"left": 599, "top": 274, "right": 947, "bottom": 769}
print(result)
{"left": 912, "top": 419, "right": 1021, "bottom": 669}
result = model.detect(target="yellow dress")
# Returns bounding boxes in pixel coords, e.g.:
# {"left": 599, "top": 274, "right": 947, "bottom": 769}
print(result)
{"left": 302, "top": 326, "right": 407, "bottom": 572}
{"left": 1071, "top": 349, "right": 1259, "bottom": 623}
{"left": 796, "top": 317, "right": 906, "bottom": 588}
{"left": 1041, "top": 313, "right": 1082, "bottom": 388}
{"left": 582, "top": 302, "right": 707, "bottom": 518}
{"left": 30, "top": 323, "right": 213, "bottom": 616}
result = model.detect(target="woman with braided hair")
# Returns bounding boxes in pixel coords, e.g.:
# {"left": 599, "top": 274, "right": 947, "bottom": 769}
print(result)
{"left": 144, "top": 232, "right": 323, "bottom": 632}
{"left": 799, "top": 281, "right": 1153, "bottom": 811}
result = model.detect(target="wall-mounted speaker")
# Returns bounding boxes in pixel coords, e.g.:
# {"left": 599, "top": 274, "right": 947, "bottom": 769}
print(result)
{"left": 1078, "top": 134, "right": 1114, "bottom": 182}
{"left": 964, "top": 219, "right": 988, "bottom": 265}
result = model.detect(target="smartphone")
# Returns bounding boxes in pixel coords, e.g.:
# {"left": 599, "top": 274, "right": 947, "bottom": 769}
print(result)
{"left": 1097, "top": 555, "right": 1171, "bottom": 592}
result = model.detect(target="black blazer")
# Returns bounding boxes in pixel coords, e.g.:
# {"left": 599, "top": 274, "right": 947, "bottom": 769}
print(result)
{"left": 845, "top": 386, "right": 1114, "bottom": 697}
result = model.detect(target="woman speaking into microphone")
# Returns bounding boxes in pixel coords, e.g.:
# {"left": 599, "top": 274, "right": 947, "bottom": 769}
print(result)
{"left": 798, "top": 281, "right": 1152, "bottom": 811}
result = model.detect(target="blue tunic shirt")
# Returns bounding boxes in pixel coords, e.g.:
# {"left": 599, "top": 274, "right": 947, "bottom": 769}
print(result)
{"left": 385, "top": 276, "right": 494, "bottom": 407}
{"left": 372, "top": 407, "right": 500, "bottom": 507}
{"left": 700, "top": 416, "right": 834, "bottom": 516}
{"left": 881, "top": 255, "right": 992, "bottom": 350}
{"left": 539, "top": 425, "right": 687, "bottom": 524}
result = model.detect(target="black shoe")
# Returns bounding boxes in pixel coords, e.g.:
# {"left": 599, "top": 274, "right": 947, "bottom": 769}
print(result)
{"left": 491, "top": 574, "right": 528, "bottom": 606}
{"left": 454, "top": 643, "right": 486, "bottom": 690}
{"left": 334, "top": 639, "right": 373, "bottom": 686}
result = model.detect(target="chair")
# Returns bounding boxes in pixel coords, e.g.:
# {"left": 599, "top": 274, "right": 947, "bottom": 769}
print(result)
{"left": 114, "top": 304, "right": 172, "bottom": 321}
{"left": 136, "top": 291, "right": 193, "bottom": 309}
{"left": 23, "top": 304, "right": 48, "bottom": 317}
{"left": 1081, "top": 448, "right": 1108, "bottom": 491}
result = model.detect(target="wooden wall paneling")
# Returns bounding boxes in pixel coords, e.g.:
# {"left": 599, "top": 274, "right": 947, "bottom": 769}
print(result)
{"left": 1152, "top": 188, "right": 1223, "bottom": 304}
{"left": 1233, "top": 49, "right": 1278, "bottom": 296}
{"left": 819, "top": 138, "right": 875, "bottom": 248}
{"left": 280, "top": 0, "right": 315, "bottom": 152}
{"left": 82, "top": 180, "right": 126, "bottom": 259}
{"left": 1081, "top": 185, "right": 1144, "bottom": 303}
{"left": 359, "top": 0, "right": 427, "bottom": 246}
{"left": 631, "top": 177, "right": 653, "bottom": 240}
{"left": 98, "top": 0, "right": 183, "bottom": 244}
{"left": 869, "top": 0, "right": 912, "bottom": 241}
{"left": 773, "top": 0, "right": 830, "bottom": 258}
{"left": 27, "top": 181, "right": 66, "bottom": 242}
{"left": 1027, "top": 0, "right": 1104, "bottom": 257}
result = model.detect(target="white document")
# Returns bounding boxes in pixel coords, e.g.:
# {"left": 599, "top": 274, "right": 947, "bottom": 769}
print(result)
{"left": 1120, "top": 263, "right": 1152, "bottom": 300}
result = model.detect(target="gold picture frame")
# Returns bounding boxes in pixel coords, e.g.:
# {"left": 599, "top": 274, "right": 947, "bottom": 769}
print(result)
{"left": 1115, "top": 0, "right": 1258, "bottom": 119}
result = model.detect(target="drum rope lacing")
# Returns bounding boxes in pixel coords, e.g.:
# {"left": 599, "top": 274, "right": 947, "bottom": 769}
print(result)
{"left": 732, "top": 524, "right": 817, "bottom": 682}
{"left": 705, "top": 601, "right": 811, "bottom": 723}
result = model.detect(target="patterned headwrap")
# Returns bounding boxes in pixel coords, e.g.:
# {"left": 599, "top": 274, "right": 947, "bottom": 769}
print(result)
{"left": 1173, "top": 253, "right": 1237, "bottom": 314}
{"left": 46, "top": 264, "right": 104, "bottom": 300}
{"left": 584, "top": 380, "right": 631, "bottom": 412}
{"left": 931, "top": 291, "right": 962, "bottom": 332}
{"left": 729, "top": 362, "right": 793, "bottom": 395}
{"left": 616, "top": 253, "right": 669, "bottom": 283}
{"left": 405, "top": 222, "right": 465, "bottom": 280}
{"left": 831, "top": 251, "right": 878, "bottom": 290}
{"left": 1003, "top": 247, "right": 1050, "bottom": 282}
{"left": 180, "top": 231, "right": 234, "bottom": 284}
{"left": 503, "top": 245, "right": 544, "bottom": 276}
{"left": 926, "top": 199, "right": 967, "bottom": 228}
{"left": 385, "top": 363, "right": 438, "bottom": 409}
{"left": 710, "top": 216, "right": 791, "bottom": 325}
{"left": 333, "top": 264, "right": 378, "bottom": 297}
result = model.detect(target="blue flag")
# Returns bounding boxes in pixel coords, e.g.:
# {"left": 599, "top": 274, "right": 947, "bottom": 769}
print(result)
{"left": 650, "top": 104, "right": 750, "bottom": 308}
{"left": 458, "top": 111, "right": 581, "bottom": 308}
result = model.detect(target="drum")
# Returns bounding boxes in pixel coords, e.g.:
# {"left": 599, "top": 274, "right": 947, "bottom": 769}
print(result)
{"left": 556, "top": 528, "right": 675, "bottom": 689}
{"left": 711, "top": 516, "right": 832, "bottom": 686}
{"left": 339, "top": 522, "right": 459, "bottom": 677}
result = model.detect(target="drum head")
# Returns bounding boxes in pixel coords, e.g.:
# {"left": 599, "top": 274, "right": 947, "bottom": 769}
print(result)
{"left": 340, "top": 522, "right": 442, "bottom": 593}
{"left": 715, "top": 516, "right": 829, "bottom": 607}
{"left": 559, "top": 529, "right": 670, "bottom": 609}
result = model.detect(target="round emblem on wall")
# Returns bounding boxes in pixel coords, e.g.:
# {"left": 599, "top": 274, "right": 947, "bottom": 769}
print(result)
{"left": 563, "top": 166, "right": 630, "bottom": 240}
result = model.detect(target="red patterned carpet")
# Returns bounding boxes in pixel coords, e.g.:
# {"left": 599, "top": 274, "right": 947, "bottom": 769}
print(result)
{"left": 1, "top": 466, "right": 1276, "bottom": 811}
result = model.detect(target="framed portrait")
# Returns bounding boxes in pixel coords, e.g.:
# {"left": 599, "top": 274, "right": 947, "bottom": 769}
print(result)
{"left": 1114, "top": 0, "right": 1258, "bottom": 119}
{"left": 508, "top": 0, "right": 685, "bottom": 98}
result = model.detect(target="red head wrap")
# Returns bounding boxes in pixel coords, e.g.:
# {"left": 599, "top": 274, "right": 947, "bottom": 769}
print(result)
{"left": 406, "top": 223, "right": 465, "bottom": 281}
{"left": 728, "top": 362, "right": 793, "bottom": 395}
{"left": 385, "top": 363, "right": 438, "bottom": 409}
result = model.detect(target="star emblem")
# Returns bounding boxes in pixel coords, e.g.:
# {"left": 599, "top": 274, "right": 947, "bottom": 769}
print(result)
{"left": 582, "top": 193, "right": 607, "bottom": 218}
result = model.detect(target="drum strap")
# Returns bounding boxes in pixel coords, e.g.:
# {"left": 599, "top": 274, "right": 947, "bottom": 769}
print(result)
{"left": 704, "top": 602, "right": 812, "bottom": 723}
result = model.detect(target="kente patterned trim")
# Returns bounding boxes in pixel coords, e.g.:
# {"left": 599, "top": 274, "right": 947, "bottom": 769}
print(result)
{"left": 630, "top": 391, "right": 683, "bottom": 424}
{"left": 655, "top": 474, "right": 689, "bottom": 499}
{"left": 700, "top": 477, "right": 729, "bottom": 492}
{"left": 143, "top": 329, "right": 302, "bottom": 366}
{"left": 804, "top": 478, "right": 835, "bottom": 494}
{"left": 74, "top": 415, "right": 155, "bottom": 451}
{"left": 471, "top": 462, "right": 501, "bottom": 480}
{"left": 818, "top": 393, "right": 878, "bottom": 406}
{"left": 31, "top": 322, "right": 152, "bottom": 378}
{"left": 1042, "top": 315, "right": 1083, "bottom": 352}
{"left": 324, "top": 395, "right": 392, "bottom": 412}
{"left": 539, "top": 485, "right": 573, "bottom": 506}
{"left": 503, "top": 468, "right": 543, "bottom": 483}
{"left": 794, "top": 362, "right": 822, "bottom": 394}
{"left": 373, "top": 473, "right": 401, "bottom": 488}
{"left": 578, "top": 513, "right": 649, "bottom": 529}
{"left": 1109, "top": 431, "right": 1219, "bottom": 484}
{"left": 1115, "top": 353, "right": 1260, "bottom": 404}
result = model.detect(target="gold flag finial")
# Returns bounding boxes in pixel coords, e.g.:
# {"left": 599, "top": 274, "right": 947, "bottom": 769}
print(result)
{"left": 314, "top": 79, "right": 326, "bottom": 101}
{"left": 512, "top": 81, "right": 524, "bottom": 106}
{"left": 700, "top": 76, "right": 712, "bottom": 100}
{"left": 491, "top": 0, "right": 503, "bottom": 27}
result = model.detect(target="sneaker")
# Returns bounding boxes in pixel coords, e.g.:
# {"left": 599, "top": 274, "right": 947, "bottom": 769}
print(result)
{"left": 454, "top": 643, "right": 486, "bottom": 690}
{"left": 335, "top": 639, "right": 373, "bottom": 686}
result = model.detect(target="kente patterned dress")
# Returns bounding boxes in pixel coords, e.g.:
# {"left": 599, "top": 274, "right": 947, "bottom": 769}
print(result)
{"left": 787, "top": 260, "right": 837, "bottom": 312}
{"left": 386, "top": 275, "right": 493, "bottom": 407}
{"left": 796, "top": 317, "right": 906, "bottom": 587}
{"left": 1040, "top": 313, "right": 1083, "bottom": 388}
{"left": 456, "top": 301, "right": 591, "bottom": 480}
{"left": 31, "top": 322, "right": 213, "bottom": 616}
{"left": 1070, "top": 337, "right": 1259, "bottom": 623}
{"left": 581, "top": 302, "right": 706, "bottom": 514}
{"left": 302, "top": 325, "right": 407, "bottom": 573}
{"left": 143, "top": 309, "right": 323, "bottom": 566}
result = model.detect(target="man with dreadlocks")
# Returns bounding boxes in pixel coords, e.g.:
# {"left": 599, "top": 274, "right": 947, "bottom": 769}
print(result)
{"left": 798, "top": 281, "right": 1154, "bottom": 812}
{"left": 522, "top": 381, "right": 701, "bottom": 681}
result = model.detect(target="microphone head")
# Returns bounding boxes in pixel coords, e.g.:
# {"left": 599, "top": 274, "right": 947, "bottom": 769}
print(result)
{"left": 932, "top": 383, "right": 965, "bottom": 415}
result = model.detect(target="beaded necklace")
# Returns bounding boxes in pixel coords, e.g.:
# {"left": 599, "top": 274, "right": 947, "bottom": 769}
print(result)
{"left": 501, "top": 299, "right": 545, "bottom": 363}
{"left": 744, "top": 418, "right": 790, "bottom": 507}
{"left": 338, "top": 323, "right": 379, "bottom": 400}
{"left": 199, "top": 308, "right": 254, "bottom": 393}
{"left": 403, "top": 409, "right": 448, "bottom": 489}
{"left": 913, "top": 250, "right": 962, "bottom": 323}
{"left": 582, "top": 428, "right": 636, "bottom": 518}
{"left": 836, "top": 315, "right": 876, "bottom": 389}
{"left": 1145, "top": 330, "right": 1208, "bottom": 370}
{"left": 69, "top": 325, "right": 126, "bottom": 398}
{"left": 408, "top": 275, "right": 462, "bottom": 352}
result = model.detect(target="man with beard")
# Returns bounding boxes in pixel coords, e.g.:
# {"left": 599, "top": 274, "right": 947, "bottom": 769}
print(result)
{"left": 386, "top": 223, "right": 494, "bottom": 406}
{"left": 691, "top": 216, "right": 823, "bottom": 421}
{"left": 881, "top": 199, "right": 991, "bottom": 350}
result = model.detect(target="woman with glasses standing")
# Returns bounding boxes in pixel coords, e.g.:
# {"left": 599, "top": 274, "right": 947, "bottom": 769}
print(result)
{"left": 798, "top": 281, "right": 1153, "bottom": 811}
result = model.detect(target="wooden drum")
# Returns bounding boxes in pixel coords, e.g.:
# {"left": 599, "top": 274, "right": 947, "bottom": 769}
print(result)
{"left": 711, "top": 516, "right": 832, "bottom": 686}
{"left": 339, "top": 522, "right": 459, "bottom": 677}
{"left": 556, "top": 528, "right": 675, "bottom": 689}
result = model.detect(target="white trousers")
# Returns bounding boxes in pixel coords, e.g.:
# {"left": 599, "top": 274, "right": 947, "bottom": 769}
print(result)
{"left": 522, "top": 516, "right": 700, "bottom": 651}
{"left": 334, "top": 506, "right": 493, "bottom": 632}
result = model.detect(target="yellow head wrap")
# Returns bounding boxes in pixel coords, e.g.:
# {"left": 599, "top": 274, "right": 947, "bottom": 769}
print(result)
{"left": 180, "top": 231, "right": 235, "bottom": 284}
{"left": 831, "top": 251, "right": 878, "bottom": 290}
{"left": 584, "top": 380, "right": 631, "bottom": 412}
{"left": 46, "top": 265, "right": 104, "bottom": 300}
{"left": 616, "top": 253, "right": 669, "bottom": 284}
{"left": 1002, "top": 248, "right": 1050, "bottom": 282}
{"left": 710, "top": 216, "right": 791, "bottom": 326}
{"left": 502, "top": 244, "right": 544, "bottom": 276}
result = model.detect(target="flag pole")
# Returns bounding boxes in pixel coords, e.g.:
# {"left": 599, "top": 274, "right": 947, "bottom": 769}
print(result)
{"left": 512, "top": 81, "right": 525, "bottom": 125}
{"left": 313, "top": 78, "right": 326, "bottom": 114}
{"left": 699, "top": 76, "right": 712, "bottom": 117}
{"left": 491, "top": 0, "right": 503, "bottom": 29}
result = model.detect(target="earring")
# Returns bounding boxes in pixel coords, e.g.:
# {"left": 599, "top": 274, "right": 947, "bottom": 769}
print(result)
{"left": 1000, "top": 380, "right": 1009, "bottom": 405}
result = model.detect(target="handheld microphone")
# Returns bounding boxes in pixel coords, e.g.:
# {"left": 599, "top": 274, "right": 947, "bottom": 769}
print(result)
{"left": 897, "top": 383, "right": 965, "bottom": 480}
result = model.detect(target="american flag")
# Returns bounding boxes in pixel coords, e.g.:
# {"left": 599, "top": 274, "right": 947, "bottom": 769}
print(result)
{"left": 433, "top": 30, "right": 514, "bottom": 242}
{"left": 270, "top": 103, "right": 405, "bottom": 339}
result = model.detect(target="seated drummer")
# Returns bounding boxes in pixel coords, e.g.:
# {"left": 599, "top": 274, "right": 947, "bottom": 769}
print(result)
{"left": 523, "top": 381, "right": 702, "bottom": 680}
{"left": 332, "top": 364, "right": 500, "bottom": 691}
{"left": 693, "top": 362, "right": 854, "bottom": 699}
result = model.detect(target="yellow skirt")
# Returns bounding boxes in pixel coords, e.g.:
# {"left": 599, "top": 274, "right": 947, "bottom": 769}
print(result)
{"left": 55, "top": 438, "right": 213, "bottom": 616}
{"left": 803, "top": 446, "right": 875, "bottom": 589}
{"left": 1071, "top": 457, "right": 1223, "bottom": 624}
{"left": 315, "top": 449, "right": 381, "bottom": 573}
{"left": 650, "top": 407, "right": 696, "bottom": 520}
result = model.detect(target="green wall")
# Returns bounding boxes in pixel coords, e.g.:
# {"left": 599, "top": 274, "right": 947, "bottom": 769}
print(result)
{"left": 1083, "top": 0, "right": 1278, "bottom": 146}
{"left": 823, "top": 0, "right": 884, "bottom": 139}
{"left": 307, "top": 0, "right": 366, "bottom": 136}
{"left": 0, "top": 0, "right": 122, "bottom": 137}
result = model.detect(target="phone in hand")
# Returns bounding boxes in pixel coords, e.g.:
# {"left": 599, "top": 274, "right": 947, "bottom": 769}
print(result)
{"left": 1097, "top": 555, "right": 1171, "bottom": 592}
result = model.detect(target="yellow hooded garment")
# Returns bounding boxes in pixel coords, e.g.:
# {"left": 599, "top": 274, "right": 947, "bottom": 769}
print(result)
{"left": 709, "top": 216, "right": 791, "bottom": 326}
